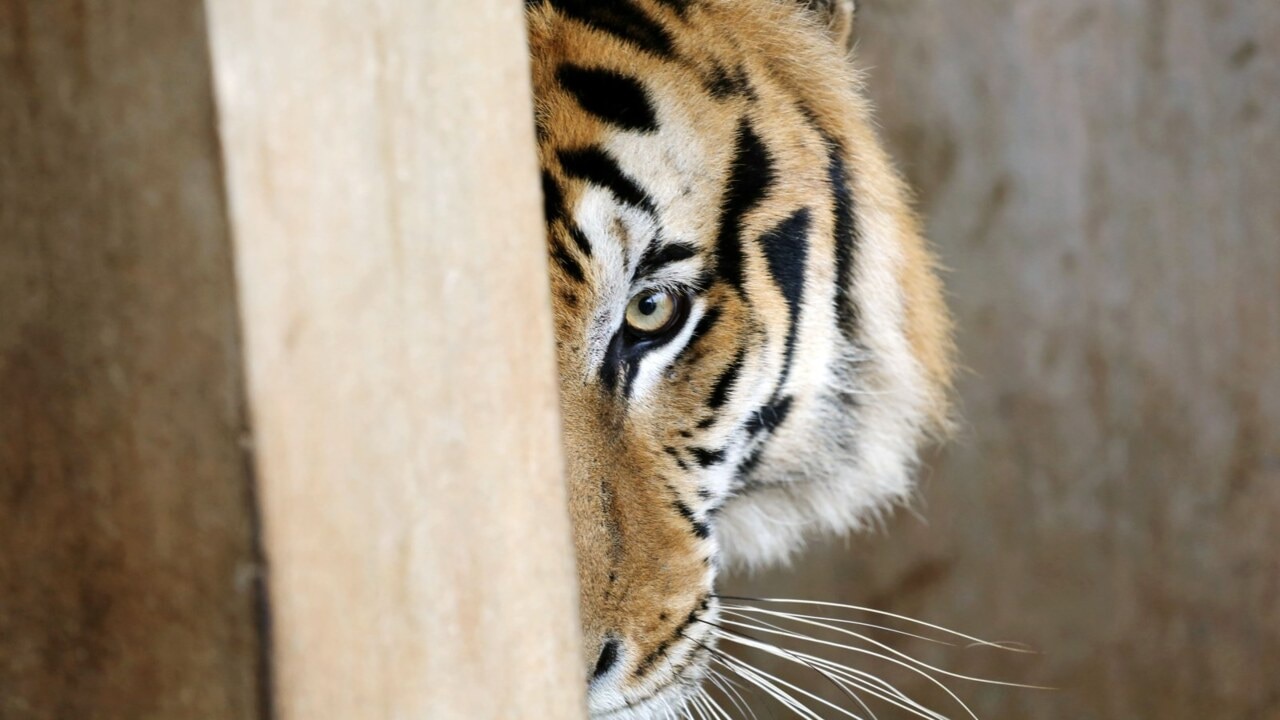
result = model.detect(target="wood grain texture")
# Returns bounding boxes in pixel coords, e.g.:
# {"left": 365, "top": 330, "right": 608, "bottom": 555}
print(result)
{"left": 0, "top": 2, "right": 265, "bottom": 717}
{"left": 204, "top": 1, "right": 587, "bottom": 718}
{"left": 729, "top": 1, "right": 1280, "bottom": 718}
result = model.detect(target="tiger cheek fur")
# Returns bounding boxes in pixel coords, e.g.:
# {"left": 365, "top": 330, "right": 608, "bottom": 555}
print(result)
{"left": 529, "top": 1, "right": 953, "bottom": 716}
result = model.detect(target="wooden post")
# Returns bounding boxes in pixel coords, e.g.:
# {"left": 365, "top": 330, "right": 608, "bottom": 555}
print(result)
{"left": 1, "top": 0, "right": 585, "bottom": 717}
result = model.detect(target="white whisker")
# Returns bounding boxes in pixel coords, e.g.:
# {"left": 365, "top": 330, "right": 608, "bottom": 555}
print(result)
{"left": 715, "top": 647, "right": 867, "bottom": 720}
{"left": 717, "top": 596, "right": 1034, "bottom": 654}
{"left": 720, "top": 608, "right": 1049, "bottom": 691}
{"left": 728, "top": 631, "right": 957, "bottom": 720}
{"left": 708, "top": 665, "right": 761, "bottom": 720}
{"left": 703, "top": 685, "right": 737, "bottom": 720}
{"left": 713, "top": 623, "right": 953, "bottom": 720}
{"left": 713, "top": 656, "right": 823, "bottom": 719}
{"left": 688, "top": 689, "right": 711, "bottom": 720}
{"left": 713, "top": 616, "right": 979, "bottom": 720}
{"left": 707, "top": 670, "right": 755, "bottom": 720}
{"left": 722, "top": 603, "right": 955, "bottom": 647}
{"left": 694, "top": 687, "right": 730, "bottom": 720}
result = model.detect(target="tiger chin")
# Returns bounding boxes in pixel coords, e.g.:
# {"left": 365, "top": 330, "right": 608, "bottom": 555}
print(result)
{"left": 528, "top": 0, "right": 953, "bottom": 717}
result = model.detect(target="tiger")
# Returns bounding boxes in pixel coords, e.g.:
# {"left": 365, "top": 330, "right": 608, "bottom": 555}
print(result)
{"left": 527, "top": 0, "right": 954, "bottom": 716}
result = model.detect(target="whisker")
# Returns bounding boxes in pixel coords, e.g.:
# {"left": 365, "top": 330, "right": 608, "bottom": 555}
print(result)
{"left": 689, "top": 692, "right": 709, "bottom": 720}
{"left": 721, "top": 603, "right": 955, "bottom": 647}
{"left": 714, "top": 596, "right": 1034, "bottom": 654}
{"left": 711, "top": 614, "right": 978, "bottom": 720}
{"left": 721, "top": 626, "right": 956, "bottom": 720}
{"left": 709, "top": 621, "right": 956, "bottom": 720}
{"left": 693, "top": 688, "right": 716, "bottom": 720}
{"left": 694, "top": 620, "right": 872, "bottom": 720}
{"left": 680, "top": 630, "right": 778, "bottom": 712}
{"left": 716, "top": 657, "right": 826, "bottom": 720}
{"left": 966, "top": 640, "right": 1036, "bottom": 653}
{"left": 719, "top": 609, "right": 1050, "bottom": 691}
{"left": 703, "top": 687, "right": 736, "bottom": 720}
{"left": 696, "top": 686, "right": 732, "bottom": 720}
{"left": 714, "top": 642, "right": 870, "bottom": 720}
{"left": 694, "top": 616, "right": 876, "bottom": 719}
{"left": 707, "top": 668, "right": 758, "bottom": 720}
{"left": 690, "top": 689, "right": 715, "bottom": 720}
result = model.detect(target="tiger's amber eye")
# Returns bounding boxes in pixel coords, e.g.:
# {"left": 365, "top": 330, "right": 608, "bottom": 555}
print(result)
{"left": 625, "top": 290, "right": 680, "bottom": 336}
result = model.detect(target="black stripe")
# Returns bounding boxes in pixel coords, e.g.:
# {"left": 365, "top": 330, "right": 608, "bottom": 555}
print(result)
{"left": 559, "top": 146, "right": 656, "bottom": 214}
{"left": 541, "top": 170, "right": 565, "bottom": 224}
{"left": 636, "top": 241, "right": 698, "bottom": 280}
{"left": 706, "top": 63, "right": 751, "bottom": 99}
{"left": 599, "top": 332, "right": 626, "bottom": 393}
{"left": 690, "top": 306, "right": 720, "bottom": 341}
{"left": 744, "top": 396, "right": 793, "bottom": 438}
{"left": 663, "top": 445, "right": 690, "bottom": 472}
{"left": 715, "top": 121, "right": 774, "bottom": 293}
{"left": 557, "top": 64, "right": 659, "bottom": 133}
{"left": 652, "top": 0, "right": 693, "bottom": 16}
{"left": 546, "top": 0, "right": 675, "bottom": 57}
{"left": 568, "top": 223, "right": 594, "bottom": 259}
{"left": 689, "top": 446, "right": 725, "bottom": 467}
{"left": 638, "top": 594, "right": 710, "bottom": 676}
{"left": 738, "top": 444, "right": 766, "bottom": 481}
{"left": 759, "top": 208, "right": 812, "bottom": 388}
{"left": 689, "top": 270, "right": 715, "bottom": 294}
{"left": 544, "top": 170, "right": 594, "bottom": 262}
{"left": 707, "top": 348, "right": 745, "bottom": 410}
{"left": 672, "top": 497, "right": 711, "bottom": 539}
{"left": 551, "top": 240, "right": 586, "bottom": 283}
{"left": 825, "top": 136, "right": 861, "bottom": 338}
{"left": 636, "top": 639, "right": 671, "bottom": 675}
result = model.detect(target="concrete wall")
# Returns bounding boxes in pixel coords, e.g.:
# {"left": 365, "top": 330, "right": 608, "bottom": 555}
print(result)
{"left": 728, "top": 2, "right": 1280, "bottom": 717}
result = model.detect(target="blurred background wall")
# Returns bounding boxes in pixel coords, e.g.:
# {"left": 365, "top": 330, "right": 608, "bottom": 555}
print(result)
{"left": 728, "top": 1, "right": 1280, "bottom": 718}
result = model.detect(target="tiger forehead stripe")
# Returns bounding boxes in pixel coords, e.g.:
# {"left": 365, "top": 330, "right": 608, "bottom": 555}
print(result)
{"left": 634, "top": 242, "right": 698, "bottom": 283}
{"left": 715, "top": 120, "right": 774, "bottom": 294}
{"left": 558, "top": 146, "right": 657, "bottom": 215}
{"left": 759, "top": 207, "right": 812, "bottom": 390}
{"left": 541, "top": 0, "right": 677, "bottom": 58}
{"left": 556, "top": 64, "right": 659, "bottom": 133}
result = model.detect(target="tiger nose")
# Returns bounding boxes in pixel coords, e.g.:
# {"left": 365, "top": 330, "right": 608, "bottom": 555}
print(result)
{"left": 591, "top": 638, "right": 622, "bottom": 681}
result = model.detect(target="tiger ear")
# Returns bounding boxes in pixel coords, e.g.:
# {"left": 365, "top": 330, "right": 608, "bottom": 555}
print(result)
{"left": 799, "top": 0, "right": 856, "bottom": 51}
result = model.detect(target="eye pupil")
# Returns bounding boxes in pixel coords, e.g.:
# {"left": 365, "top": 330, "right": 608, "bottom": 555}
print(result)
{"left": 638, "top": 296, "right": 659, "bottom": 316}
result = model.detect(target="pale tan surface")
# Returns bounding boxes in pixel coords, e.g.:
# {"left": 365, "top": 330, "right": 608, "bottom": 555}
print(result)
{"left": 729, "top": 2, "right": 1280, "bottom": 718}
{"left": 0, "top": 2, "right": 264, "bottom": 717}
{"left": 205, "top": 1, "right": 586, "bottom": 718}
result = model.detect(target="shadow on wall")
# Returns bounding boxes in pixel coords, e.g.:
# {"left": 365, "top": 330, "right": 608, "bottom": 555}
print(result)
{"left": 726, "top": 2, "right": 1280, "bottom": 719}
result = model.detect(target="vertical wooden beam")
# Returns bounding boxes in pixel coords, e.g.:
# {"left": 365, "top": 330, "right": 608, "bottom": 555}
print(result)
{"left": 0, "top": 2, "right": 265, "bottom": 718}
{"left": 204, "top": 1, "right": 586, "bottom": 718}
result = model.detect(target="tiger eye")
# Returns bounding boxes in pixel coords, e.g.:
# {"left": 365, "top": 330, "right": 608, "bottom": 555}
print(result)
{"left": 625, "top": 291, "right": 680, "bottom": 336}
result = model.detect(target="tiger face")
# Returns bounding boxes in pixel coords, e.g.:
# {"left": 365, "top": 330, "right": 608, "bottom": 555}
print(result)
{"left": 528, "top": 1, "right": 953, "bottom": 716}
